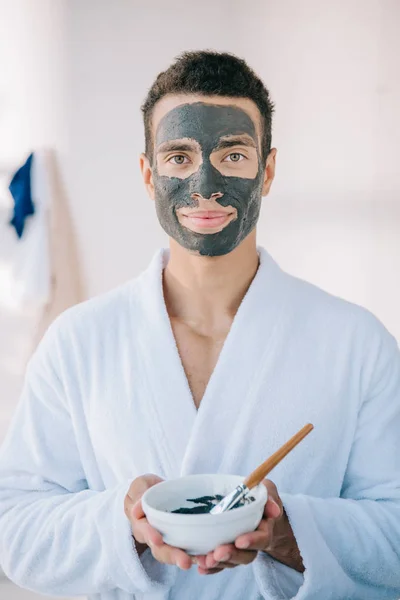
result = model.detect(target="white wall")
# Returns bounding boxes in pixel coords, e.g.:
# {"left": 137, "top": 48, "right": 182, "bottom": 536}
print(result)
{"left": 0, "top": 0, "right": 68, "bottom": 185}
{"left": 0, "top": 0, "right": 68, "bottom": 441}
{"left": 63, "top": 0, "right": 400, "bottom": 340}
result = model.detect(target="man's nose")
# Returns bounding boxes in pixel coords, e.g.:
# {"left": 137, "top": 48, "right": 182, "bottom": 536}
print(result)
{"left": 191, "top": 192, "right": 224, "bottom": 202}
{"left": 189, "top": 159, "right": 225, "bottom": 200}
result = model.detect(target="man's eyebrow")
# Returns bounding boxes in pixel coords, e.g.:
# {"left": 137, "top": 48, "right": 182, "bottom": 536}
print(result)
{"left": 214, "top": 134, "right": 257, "bottom": 151}
{"left": 156, "top": 140, "right": 199, "bottom": 153}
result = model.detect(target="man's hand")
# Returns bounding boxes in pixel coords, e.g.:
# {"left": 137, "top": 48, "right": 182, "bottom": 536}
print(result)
{"left": 124, "top": 474, "right": 194, "bottom": 570}
{"left": 195, "top": 480, "right": 304, "bottom": 576}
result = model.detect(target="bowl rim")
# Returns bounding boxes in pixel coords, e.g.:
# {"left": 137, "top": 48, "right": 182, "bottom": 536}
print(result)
{"left": 141, "top": 473, "right": 268, "bottom": 523}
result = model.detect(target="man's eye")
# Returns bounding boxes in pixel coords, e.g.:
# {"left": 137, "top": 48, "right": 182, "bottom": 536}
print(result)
{"left": 168, "top": 155, "right": 189, "bottom": 165}
{"left": 224, "top": 153, "right": 245, "bottom": 163}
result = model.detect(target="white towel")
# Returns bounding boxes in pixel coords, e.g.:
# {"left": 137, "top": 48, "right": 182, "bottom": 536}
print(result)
{"left": 7, "top": 150, "right": 51, "bottom": 311}
{"left": 0, "top": 248, "right": 399, "bottom": 599}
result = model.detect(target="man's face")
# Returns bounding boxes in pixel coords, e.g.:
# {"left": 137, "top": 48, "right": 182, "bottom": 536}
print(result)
{"left": 146, "top": 96, "right": 274, "bottom": 256}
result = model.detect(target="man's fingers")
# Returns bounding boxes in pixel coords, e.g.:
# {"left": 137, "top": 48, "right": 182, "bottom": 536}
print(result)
{"left": 211, "top": 543, "right": 256, "bottom": 566}
{"left": 212, "top": 544, "right": 236, "bottom": 563}
{"left": 132, "top": 512, "right": 196, "bottom": 570}
{"left": 265, "top": 496, "right": 282, "bottom": 519}
{"left": 198, "top": 564, "right": 239, "bottom": 575}
{"left": 131, "top": 499, "right": 145, "bottom": 520}
{"left": 197, "top": 566, "right": 225, "bottom": 575}
{"left": 195, "top": 555, "right": 207, "bottom": 569}
{"left": 235, "top": 516, "right": 274, "bottom": 550}
{"left": 235, "top": 530, "right": 270, "bottom": 552}
{"left": 125, "top": 474, "right": 164, "bottom": 519}
{"left": 150, "top": 543, "right": 192, "bottom": 570}
{"left": 125, "top": 475, "right": 164, "bottom": 521}
{"left": 224, "top": 549, "right": 257, "bottom": 565}
{"left": 132, "top": 515, "right": 163, "bottom": 547}
{"left": 262, "top": 479, "right": 283, "bottom": 519}
{"left": 205, "top": 553, "right": 219, "bottom": 569}
{"left": 127, "top": 474, "right": 164, "bottom": 503}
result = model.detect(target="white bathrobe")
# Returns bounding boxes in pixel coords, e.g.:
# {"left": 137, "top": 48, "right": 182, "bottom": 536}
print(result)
{"left": 0, "top": 248, "right": 399, "bottom": 600}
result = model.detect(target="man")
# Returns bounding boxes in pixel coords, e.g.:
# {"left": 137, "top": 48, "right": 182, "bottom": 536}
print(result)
{"left": 0, "top": 51, "right": 399, "bottom": 600}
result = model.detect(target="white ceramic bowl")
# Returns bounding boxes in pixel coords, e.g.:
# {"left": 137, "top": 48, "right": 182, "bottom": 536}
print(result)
{"left": 141, "top": 473, "right": 267, "bottom": 555}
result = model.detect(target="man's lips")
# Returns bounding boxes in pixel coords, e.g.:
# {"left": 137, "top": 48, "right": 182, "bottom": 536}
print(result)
{"left": 179, "top": 209, "right": 236, "bottom": 231}
{"left": 182, "top": 211, "right": 229, "bottom": 218}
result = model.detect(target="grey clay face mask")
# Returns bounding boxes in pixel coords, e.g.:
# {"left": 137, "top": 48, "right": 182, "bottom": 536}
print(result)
{"left": 152, "top": 103, "right": 265, "bottom": 256}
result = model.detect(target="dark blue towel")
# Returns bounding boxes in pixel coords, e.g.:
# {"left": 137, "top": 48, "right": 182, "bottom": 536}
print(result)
{"left": 9, "top": 153, "right": 35, "bottom": 238}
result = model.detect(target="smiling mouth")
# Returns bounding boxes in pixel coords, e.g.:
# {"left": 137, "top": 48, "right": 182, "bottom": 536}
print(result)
{"left": 179, "top": 209, "right": 237, "bottom": 233}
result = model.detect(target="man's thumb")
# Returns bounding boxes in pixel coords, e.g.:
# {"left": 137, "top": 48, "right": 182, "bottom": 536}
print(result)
{"left": 266, "top": 497, "right": 282, "bottom": 519}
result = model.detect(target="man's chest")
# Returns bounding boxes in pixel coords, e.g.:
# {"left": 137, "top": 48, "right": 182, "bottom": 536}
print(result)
{"left": 169, "top": 317, "right": 231, "bottom": 409}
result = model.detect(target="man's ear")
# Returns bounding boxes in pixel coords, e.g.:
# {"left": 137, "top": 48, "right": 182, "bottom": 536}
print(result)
{"left": 140, "top": 153, "right": 155, "bottom": 201}
{"left": 262, "top": 148, "right": 277, "bottom": 196}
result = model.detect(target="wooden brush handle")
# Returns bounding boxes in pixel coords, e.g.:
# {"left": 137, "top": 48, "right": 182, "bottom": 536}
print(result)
{"left": 244, "top": 423, "right": 314, "bottom": 490}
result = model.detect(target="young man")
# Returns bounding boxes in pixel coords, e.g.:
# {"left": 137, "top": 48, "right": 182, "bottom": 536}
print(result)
{"left": 0, "top": 51, "right": 399, "bottom": 600}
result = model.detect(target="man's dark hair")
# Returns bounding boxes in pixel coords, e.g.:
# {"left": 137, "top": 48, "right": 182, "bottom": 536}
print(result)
{"left": 141, "top": 50, "right": 274, "bottom": 163}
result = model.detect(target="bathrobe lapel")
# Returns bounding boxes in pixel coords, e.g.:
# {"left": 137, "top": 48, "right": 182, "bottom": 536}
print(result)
{"left": 180, "top": 249, "right": 290, "bottom": 476}
{"left": 134, "top": 250, "right": 197, "bottom": 479}
{"left": 135, "top": 248, "right": 289, "bottom": 480}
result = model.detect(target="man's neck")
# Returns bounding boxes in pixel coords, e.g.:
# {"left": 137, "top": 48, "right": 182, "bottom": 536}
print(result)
{"left": 163, "top": 235, "right": 259, "bottom": 328}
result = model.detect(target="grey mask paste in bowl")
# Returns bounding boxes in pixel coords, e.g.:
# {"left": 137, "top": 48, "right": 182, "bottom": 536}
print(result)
{"left": 171, "top": 494, "right": 256, "bottom": 514}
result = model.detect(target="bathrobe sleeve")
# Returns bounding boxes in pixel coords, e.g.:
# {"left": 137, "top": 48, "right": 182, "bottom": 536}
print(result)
{"left": 0, "top": 321, "right": 173, "bottom": 597}
{"left": 253, "top": 327, "right": 400, "bottom": 600}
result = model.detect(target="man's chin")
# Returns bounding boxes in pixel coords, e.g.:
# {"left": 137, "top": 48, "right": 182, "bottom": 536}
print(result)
{"left": 173, "top": 230, "right": 241, "bottom": 257}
